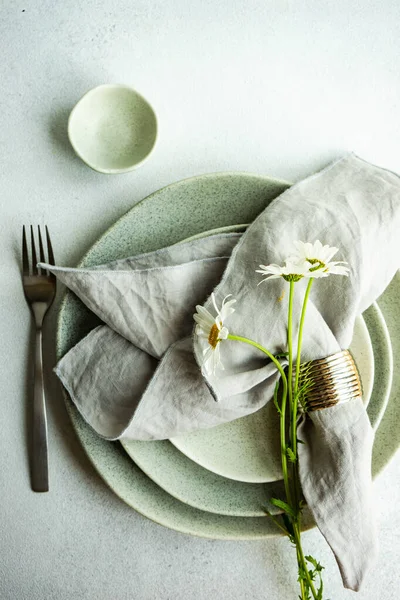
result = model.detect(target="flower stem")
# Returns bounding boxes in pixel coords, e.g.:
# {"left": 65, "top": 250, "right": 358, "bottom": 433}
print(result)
{"left": 287, "top": 282, "right": 298, "bottom": 507}
{"left": 227, "top": 334, "right": 291, "bottom": 505}
{"left": 294, "top": 279, "right": 313, "bottom": 398}
{"left": 227, "top": 324, "right": 322, "bottom": 600}
{"left": 227, "top": 334, "right": 287, "bottom": 384}
{"left": 287, "top": 281, "right": 320, "bottom": 600}
{"left": 287, "top": 281, "right": 294, "bottom": 414}
{"left": 293, "top": 522, "right": 319, "bottom": 599}
{"left": 296, "top": 546, "right": 307, "bottom": 600}
{"left": 292, "top": 279, "right": 313, "bottom": 509}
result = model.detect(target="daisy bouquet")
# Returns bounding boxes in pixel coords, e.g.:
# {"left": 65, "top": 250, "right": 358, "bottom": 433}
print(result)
{"left": 194, "top": 240, "right": 349, "bottom": 600}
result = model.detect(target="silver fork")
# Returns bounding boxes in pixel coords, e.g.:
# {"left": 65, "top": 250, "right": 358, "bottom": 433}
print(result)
{"left": 22, "top": 226, "right": 56, "bottom": 492}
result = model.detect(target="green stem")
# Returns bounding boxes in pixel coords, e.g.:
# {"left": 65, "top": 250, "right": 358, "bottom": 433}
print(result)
{"left": 292, "top": 279, "right": 313, "bottom": 508}
{"left": 293, "top": 522, "right": 319, "bottom": 600}
{"left": 287, "top": 281, "right": 294, "bottom": 414}
{"left": 227, "top": 334, "right": 291, "bottom": 505}
{"left": 227, "top": 325, "right": 321, "bottom": 600}
{"left": 296, "top": 546, "right": 307, "bottom": 600}
{"left": 294, "top": 279, "right": 313, "bottom": 398}
{"left": 265, "top": 512, "right": 291, "bottom": 536}
{"left": 287, "top": 283, "right": 297, "bottom": 509}
{"left": 227, "top": 335, "right": 287, "bottom": 381}
{"left": 288, "top": 281, "right": 320, "bottom": 600}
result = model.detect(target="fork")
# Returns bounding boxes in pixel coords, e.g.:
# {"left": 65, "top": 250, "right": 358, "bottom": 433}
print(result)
{"left": 22, "top": 226, "right": 56, "bottom": 492}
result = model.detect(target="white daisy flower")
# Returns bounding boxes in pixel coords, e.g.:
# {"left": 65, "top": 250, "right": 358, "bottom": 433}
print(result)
{"left": 256, "top": 260, "right": 311, "bottom": 283}
{"left": 289, "top": 240, "right": 350, "bottom": 278}
{"left": 193, "top": 293, "right": 236, "bottom": 376}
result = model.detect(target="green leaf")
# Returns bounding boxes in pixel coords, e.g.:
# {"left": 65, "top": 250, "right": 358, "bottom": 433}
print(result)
{"left": 297, "top": 566, "right": 307, "bottom": 582}
{"left": 270, "top": 497, "right": 297, "bottom": 518}
{"left": 286, "top": 446, "right": 297, "bottom": 462}
{"left": 317, "top": 579, "right": 324, "bottom": 600}
{"left": 273, "top": 381, "right": 282, "bottom": 415}
{"left": 274, "top": 351, "right": 289, "bottom": 358}
{"left": 305, "top": 556, "right": 324, "bottom": 572}
{"left": 264, "top": 510, "right": 290, "bottom": 537}
{"left": 303, "top": 556, "right": 325, "bottom": 600}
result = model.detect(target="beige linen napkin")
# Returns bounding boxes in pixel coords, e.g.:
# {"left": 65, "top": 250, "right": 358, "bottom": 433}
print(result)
{"left": 42, "top": 154, "right": 400, "bottom": 590}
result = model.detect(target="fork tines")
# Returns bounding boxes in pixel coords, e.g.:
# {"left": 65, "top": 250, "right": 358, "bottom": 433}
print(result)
{"left": 22, "top": 225, "right": 55, "bottom": 276}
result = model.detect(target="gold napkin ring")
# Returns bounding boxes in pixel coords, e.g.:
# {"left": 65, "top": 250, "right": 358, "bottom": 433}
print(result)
{"left": 296, "top": 350, "right": 362, "bottom": 412}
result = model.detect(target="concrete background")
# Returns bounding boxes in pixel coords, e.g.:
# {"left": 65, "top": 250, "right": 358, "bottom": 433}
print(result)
{"left": 1, "top": 1, "right": 399, "bottom": 598}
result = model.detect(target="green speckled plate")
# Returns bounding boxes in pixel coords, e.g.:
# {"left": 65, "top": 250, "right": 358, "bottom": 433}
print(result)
{"left": 57, "top": 172, "right": 400, "bottom": 538}
{"left": 122, "top": 228, "right": 390, "bottom": 515}
{"left": 123, "top": 303, "right": 390, "bottom": 516}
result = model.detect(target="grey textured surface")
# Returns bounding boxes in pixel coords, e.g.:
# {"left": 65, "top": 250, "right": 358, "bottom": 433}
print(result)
{"left": 1, "top": 1, "right": 400, "bottom": 599}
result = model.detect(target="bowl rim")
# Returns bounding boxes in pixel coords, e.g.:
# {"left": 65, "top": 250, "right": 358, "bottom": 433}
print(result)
{"left": 67, "top": 83, "right": 158, "bottom": 174}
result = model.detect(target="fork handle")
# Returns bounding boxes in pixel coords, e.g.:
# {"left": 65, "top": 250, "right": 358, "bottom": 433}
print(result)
{"left": 32, "top": 327, "right": 49, "bottom": 492}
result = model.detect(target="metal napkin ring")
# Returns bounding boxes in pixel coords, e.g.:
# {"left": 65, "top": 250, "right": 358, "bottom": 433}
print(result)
{"left": 295, "top": 350, "right": 362, "bottom": 412}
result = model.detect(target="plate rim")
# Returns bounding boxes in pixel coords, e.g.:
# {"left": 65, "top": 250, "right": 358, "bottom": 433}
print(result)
{"left": 59, "top": 171, "right": 290, "bottom": 280}
{"left": 121, "top": 305, "right": 389, "bottom": 516}
{"left": 56, "top": 171, "right": 399, "bottom": 538}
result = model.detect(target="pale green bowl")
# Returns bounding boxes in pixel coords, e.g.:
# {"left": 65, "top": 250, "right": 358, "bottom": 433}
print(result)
{"left": 68, "top": 84, "right": 158, "bottom": 174}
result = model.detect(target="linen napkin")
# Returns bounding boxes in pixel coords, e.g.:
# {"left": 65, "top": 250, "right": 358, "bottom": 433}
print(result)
{"left": 43, "top": 154, "right": 400, "bottom": 591}
{"left": 52, "top": 233, "right": 250, "bottom": 439}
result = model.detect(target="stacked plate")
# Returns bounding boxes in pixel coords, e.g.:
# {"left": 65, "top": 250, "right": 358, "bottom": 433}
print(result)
{"left": 57, "top": 173, "right": 400, "bottom": 539}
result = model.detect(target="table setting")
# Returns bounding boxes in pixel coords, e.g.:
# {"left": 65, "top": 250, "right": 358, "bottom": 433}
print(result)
{"left": 2, "top": 2, "right": 400, "bottom": 600}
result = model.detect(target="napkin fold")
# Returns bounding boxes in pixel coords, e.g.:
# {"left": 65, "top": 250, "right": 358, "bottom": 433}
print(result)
{"left": 53, "top": 233, "right": 257, "bottom": 439}
{"left": 44, "top": 154, "right": 400, "bottom": 591}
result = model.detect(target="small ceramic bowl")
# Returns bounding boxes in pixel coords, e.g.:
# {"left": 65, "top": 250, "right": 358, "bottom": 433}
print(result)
{"left": 68, "top": 84, "right": 158, "bottom": 173}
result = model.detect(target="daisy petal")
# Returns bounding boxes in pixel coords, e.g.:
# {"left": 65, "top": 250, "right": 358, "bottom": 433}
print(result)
{"left": 194, "top": 292, "right": 235, "bottom": 376}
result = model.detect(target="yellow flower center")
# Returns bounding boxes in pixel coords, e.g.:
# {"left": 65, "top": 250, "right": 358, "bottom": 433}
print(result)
{"left": 307, "top": 258, "right": 325, "bottom": 272}
{"left": 283, "top": 274, "right": 303, "bottom": 282}
{"left": 208, "top": 323, "right": 220, "bottom": 348}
